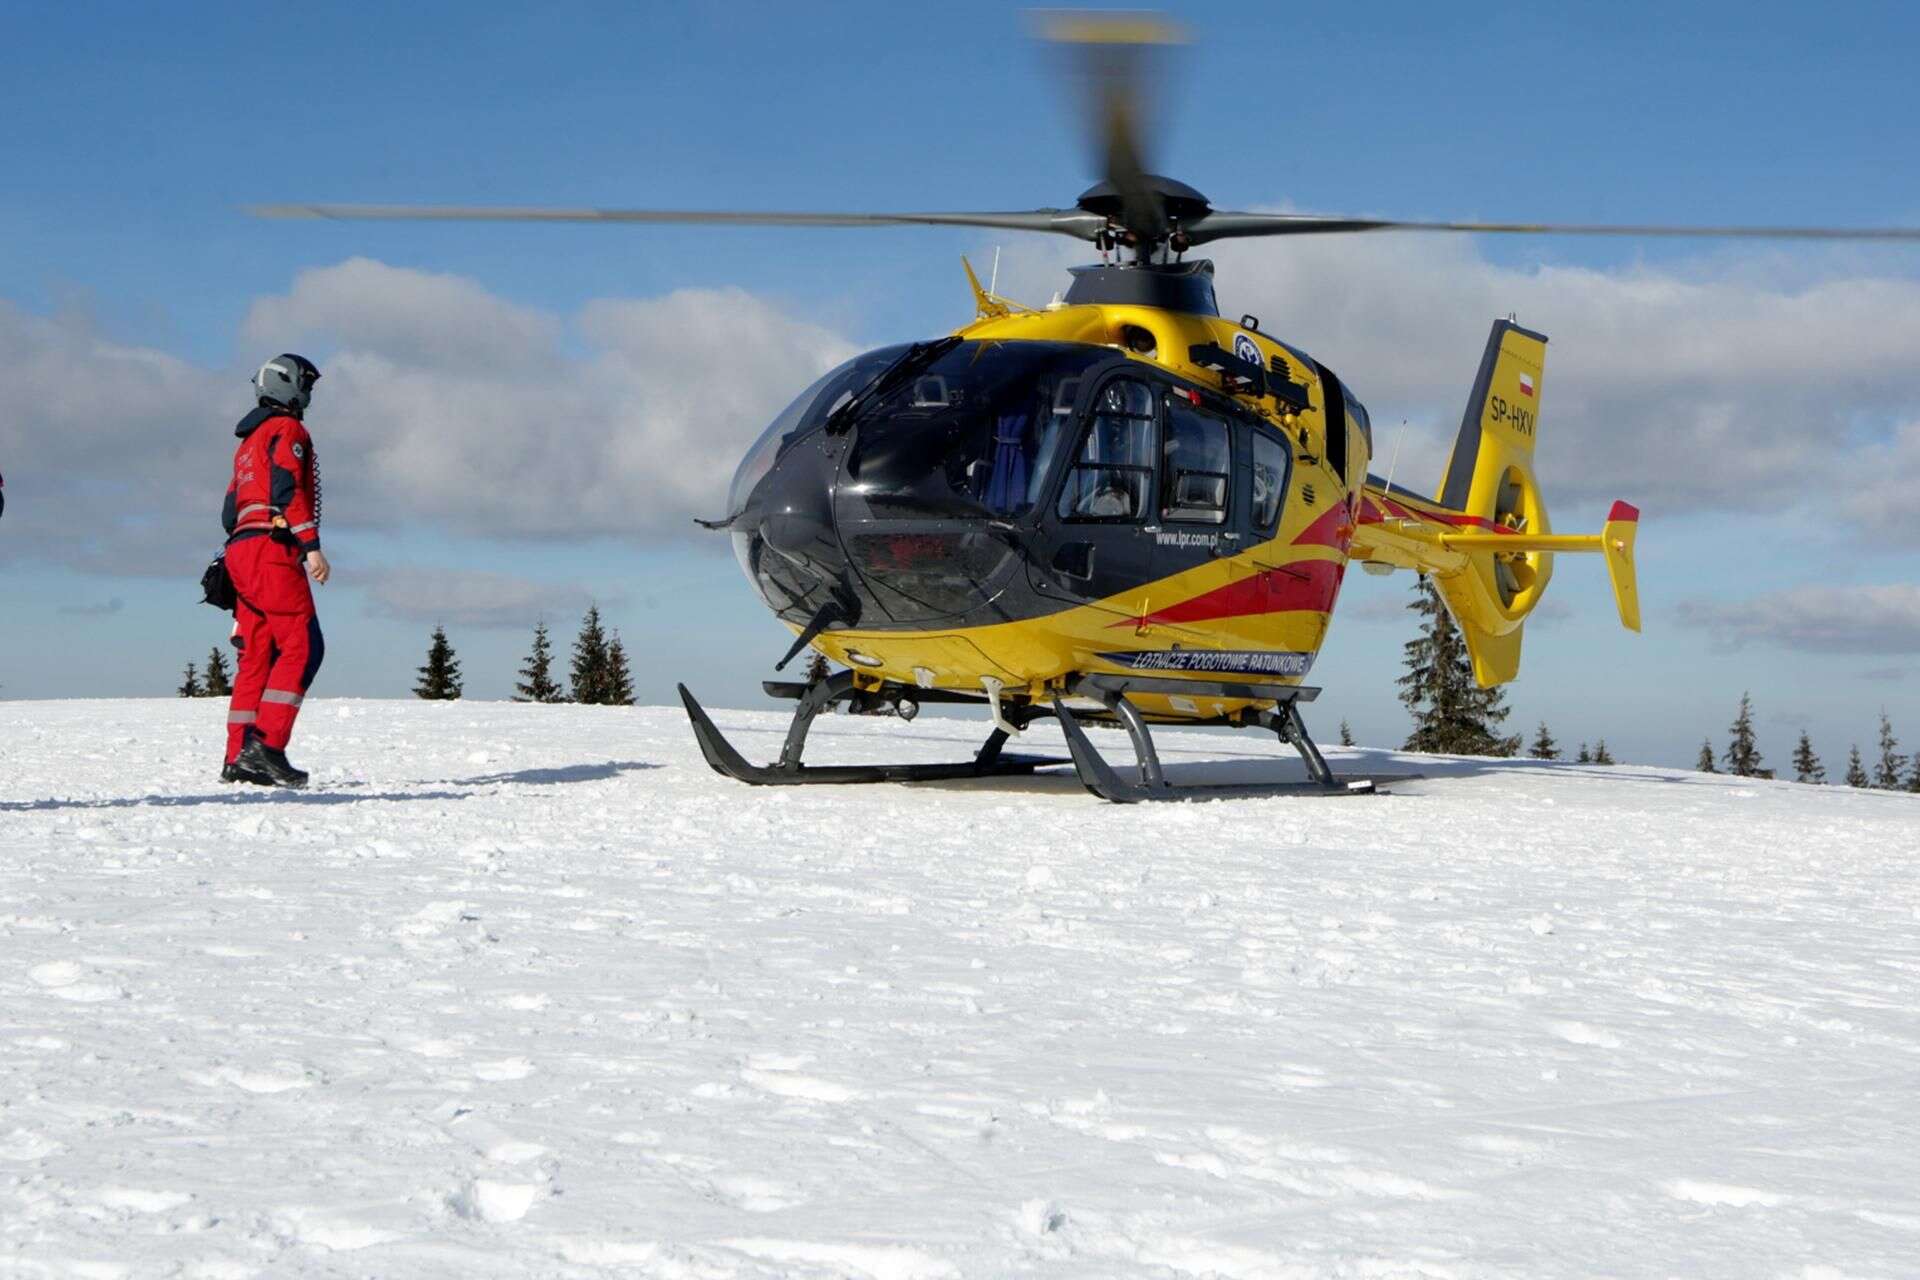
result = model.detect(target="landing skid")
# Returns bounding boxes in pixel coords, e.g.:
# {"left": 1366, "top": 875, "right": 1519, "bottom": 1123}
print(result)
{"left": 677, "top": 670, "right": 1413, "bottom": 803}
{"left": 677, "top": 673, "right": 1065, "bottom": 787}
{"left": 1053, "top": 677, "right": 1408, "bottom": 803}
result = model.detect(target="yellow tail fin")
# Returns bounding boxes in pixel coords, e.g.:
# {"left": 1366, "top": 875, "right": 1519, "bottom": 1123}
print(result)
{"left": 1420, "top": 320, "right": 1641, "bottom": 684}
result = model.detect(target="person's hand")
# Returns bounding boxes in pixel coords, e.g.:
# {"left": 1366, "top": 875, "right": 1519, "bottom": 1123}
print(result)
{"left": 306, "top": 549, "right": 332, "bottom": 585}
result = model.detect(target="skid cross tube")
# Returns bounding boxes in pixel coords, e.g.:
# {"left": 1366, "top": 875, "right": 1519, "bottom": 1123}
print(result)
{"left": 1050, "top": 675, "right": 1406, "bottom": 803}
{"left": 677, "top": 677, "right": 1064, "bottom": 787}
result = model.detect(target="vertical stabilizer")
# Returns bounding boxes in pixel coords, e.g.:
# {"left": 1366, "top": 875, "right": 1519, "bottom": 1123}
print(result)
{"left": 1432, "top": 319, "right": 1552, "bottom": 686}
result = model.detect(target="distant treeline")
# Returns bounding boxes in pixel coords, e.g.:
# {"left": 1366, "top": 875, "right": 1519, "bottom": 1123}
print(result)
{"left": 1385, "top": 575, "right": 1912, "bottom": 787}
{"left": 179, "top": 605, "right": 637, "bottom": 706}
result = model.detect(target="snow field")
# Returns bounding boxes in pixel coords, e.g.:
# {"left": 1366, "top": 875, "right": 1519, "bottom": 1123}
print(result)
{"left": 2, "top": 698, "right": 1919, "bottom": 1278}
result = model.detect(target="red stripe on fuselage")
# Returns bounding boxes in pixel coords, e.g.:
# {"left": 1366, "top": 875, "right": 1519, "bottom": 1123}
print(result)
{"left": 1108, "top": 556, "right": 1348, "bottom": 629}
{"left": 1108, "top": 504, "right": 1361, "bottom": 632}
{"left": 1291, "top": 502, "right": 1356, "bottom": 551}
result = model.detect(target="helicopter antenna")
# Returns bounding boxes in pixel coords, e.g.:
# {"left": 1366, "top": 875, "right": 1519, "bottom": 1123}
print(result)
{"left": 1382, "top": 418, "right": 1410, "bottom": 509}
{"left": 990, "top": 245, "right": 1001, "bottom": 295}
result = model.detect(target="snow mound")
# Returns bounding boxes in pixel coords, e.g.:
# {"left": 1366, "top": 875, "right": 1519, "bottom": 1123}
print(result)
{"left": 2, "top": 697, "right": 1918, "bottom": 1276}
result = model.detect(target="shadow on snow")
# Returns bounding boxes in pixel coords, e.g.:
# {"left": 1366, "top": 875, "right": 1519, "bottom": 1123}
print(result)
{"left": 0, "top": 760, "right": 660, "bottom": 812}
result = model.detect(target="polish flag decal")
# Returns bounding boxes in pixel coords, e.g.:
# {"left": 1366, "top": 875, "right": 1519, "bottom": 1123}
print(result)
{"left": 1517, "top": 372, "right": 1535, "bottom": 398}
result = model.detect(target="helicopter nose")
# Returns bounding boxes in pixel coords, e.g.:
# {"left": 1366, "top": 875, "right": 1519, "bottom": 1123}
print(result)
{"left": 734, "top": 435, "right": 854, "bottom": 622}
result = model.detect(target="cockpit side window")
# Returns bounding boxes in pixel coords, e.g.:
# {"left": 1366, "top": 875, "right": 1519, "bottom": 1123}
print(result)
{"left": 1161, "top": 395, "right": 1231, "bottom": 524}
{"left": 1250, "top": 427, "right": 1290, "bottom": 534}
{"left": 1057, "top": 377, "right": 1157, "bottom": 522}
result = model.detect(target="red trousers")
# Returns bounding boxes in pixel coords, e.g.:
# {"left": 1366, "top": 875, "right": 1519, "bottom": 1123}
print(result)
{"left": 224, "top": 536, "right": 324, "bottom": 762}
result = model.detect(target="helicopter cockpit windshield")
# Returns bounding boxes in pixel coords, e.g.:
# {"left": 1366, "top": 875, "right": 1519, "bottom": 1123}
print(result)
{"left": 837, "top": 341, "right": 1110, "bottom": 522}
{"left": 727, "top": 344, "right": 910, "bottom": 519}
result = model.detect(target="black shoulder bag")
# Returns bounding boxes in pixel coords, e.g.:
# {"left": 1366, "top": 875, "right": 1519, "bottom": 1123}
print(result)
{"left": 200, "top": 550, "right": 237, "bottom": 612}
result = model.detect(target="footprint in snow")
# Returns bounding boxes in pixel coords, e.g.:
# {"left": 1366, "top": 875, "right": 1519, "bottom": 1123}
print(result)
{"left": 95, "top": 1187, "right": 193, "bottom": 1213}
{"left": 0, "top": 1129, "right": 65, "bottom": 1162}
{"left": 182, "top": 1064, "right": 312, "bottom": 1094}
{"left": 1664, "top": 1180, "right": 1787, "bottom": 1208}
{"left": 739, "top": 1068, "right": 858, "bottom": 1103}
{"left": 451, "top": 1178, "right": 540, "bottom": 1223}
{"left": 28, "top": 960, "right": 126, "bottom": 1003}
{"left": 1548, "top": 1019, "right": 1623, "bottom": 1048}
{"left": 471, "top": 1057, "right": 535, "bottom": 1082}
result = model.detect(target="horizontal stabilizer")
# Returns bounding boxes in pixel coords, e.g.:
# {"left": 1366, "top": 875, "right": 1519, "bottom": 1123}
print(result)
{"left": 1434, "top": 499, "right": 1641, "bottom": 632}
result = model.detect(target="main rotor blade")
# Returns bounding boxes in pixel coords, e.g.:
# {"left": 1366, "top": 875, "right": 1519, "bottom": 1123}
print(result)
{"left": 1042, "top": 13, "right": 1186, "bottom": 246}
{"left": 249, "top": 203, "right": 1110, "bottom": 240}
{"left": 1186, "top": 211, "right": 1920, "bottom": 246}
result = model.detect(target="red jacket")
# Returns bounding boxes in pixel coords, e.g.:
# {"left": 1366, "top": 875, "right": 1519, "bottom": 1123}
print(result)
{"left": 223, "top": 407, "right": 320, "bottom": 552}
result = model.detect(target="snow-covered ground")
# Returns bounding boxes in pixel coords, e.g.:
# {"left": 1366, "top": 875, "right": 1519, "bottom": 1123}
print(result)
{"left": 3, "top": 698, "right": 1918, "bottom": 1279}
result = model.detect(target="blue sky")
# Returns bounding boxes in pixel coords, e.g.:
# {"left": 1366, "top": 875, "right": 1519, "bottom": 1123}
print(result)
{"left": 3, "top": 0, "right": 1918, "bottom": 771}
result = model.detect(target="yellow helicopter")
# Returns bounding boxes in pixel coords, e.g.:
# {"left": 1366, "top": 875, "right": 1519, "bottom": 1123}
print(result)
{"left": 259, "top": 17, "right": 1920, "bottom": 802}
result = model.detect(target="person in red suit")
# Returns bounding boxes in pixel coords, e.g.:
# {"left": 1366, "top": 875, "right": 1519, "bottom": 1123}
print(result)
{"left": 220, "top": 354, "right": 331, "bottom": 787}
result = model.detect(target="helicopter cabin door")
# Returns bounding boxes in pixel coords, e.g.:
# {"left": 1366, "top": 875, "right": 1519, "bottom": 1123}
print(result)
{"left": 1028, "top": 372, "right": 1233, "bottom": 642}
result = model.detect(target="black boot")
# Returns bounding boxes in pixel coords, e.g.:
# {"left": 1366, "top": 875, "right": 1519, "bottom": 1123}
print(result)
{"left": 234, "top": 736, "right": 309, "bottom": 789}
{"left": 221, "top": 759, "right": 271, "bottom": 785}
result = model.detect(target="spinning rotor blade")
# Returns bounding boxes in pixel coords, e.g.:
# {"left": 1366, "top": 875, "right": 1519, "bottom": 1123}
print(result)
{"left": 1183, "top": 211, "right": 1920, "bottom": 246}
{"left": 250, "top": 203, "right": 1110, "bottom": 239}
{"left": 1041, "top": 12, "right": 1189, "bottom": 249}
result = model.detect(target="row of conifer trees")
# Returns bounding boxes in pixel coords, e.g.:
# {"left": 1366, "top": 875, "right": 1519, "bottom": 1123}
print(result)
{"left": 1696, "top": 695, "right": 1920, "bottom": 790}
{"left": 412, "top": 605, "right": 636, "bottom": 704}
{"left": 179, "top": 605, "right": 637, "bottom": 705}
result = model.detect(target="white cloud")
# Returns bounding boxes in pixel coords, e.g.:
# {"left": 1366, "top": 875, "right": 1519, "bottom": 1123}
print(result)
{"left": 243, "top": 257, "right": 562, "bottom": 376}
{"left": 0, "top": 301, "right": 227, "bottom": 575}
{"left": 246, "top": 260, "right": 859, "bottom": 539}
{"left": 1678, "top": 584, "right": 1920, "bottom": 654}
{"left": 361, "top": 567, "right": 602, "bottom": 629}
{"left": 0, "top": 263, "right": 857, "bottom": 574}
{"left": 1851, "top": 419, "right": 1920, "bottom": 540}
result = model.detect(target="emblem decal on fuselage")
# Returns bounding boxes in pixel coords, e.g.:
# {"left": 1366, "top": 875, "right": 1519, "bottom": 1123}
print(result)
{"left": 1098, "top": 649, "right": 1314, "bottom": 677}
{"left": 1232, "top": 332, "right": 1261, "bottom": 366}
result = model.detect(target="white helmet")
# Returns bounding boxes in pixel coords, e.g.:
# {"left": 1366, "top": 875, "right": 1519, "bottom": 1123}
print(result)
{"left": 254, "top": 353, "right": 321, "bottom": 414}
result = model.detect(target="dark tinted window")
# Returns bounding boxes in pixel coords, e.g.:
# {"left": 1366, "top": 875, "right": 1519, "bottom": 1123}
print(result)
{"left": 1251, "top": 429, "right": 1289, "bottom": 533}
{"left": 728, "top": 345, "right": 907, "bottom": 514}
{"left": 1347, "top": 393, "right": 1373, "bottom": 456}
{"left": 1161, "top": 397, "right": 1231, "bottom": 524}
{"left": 1316, "top": 360, "right": 1349, "bottom": 481}
{"left": 838, "top": 343, "right": 1107, "bottom": 521}
{"left": 1057, "top": 379, "right": 1156, "bottom": 522}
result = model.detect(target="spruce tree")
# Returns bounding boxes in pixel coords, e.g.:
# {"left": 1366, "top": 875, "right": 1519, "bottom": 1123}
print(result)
{"left": 177, "top": 662, "right": 202, "bottom": 698}
{"left": 605, "top": 633, "right": 636, "bottom": 706}
{"left": 203, "top": 647, "right": 232, "bottom": 698}
{"left": 1397, "top": 575, "right": 1519, "bottom": 756}
{"left": 1874, "top": 713, "right": 1902, "bottom": 789}
{"left": 1529, "top": 721, "right": 1560, "bottom": 760}
{"left": 1592, "top": 739, "right": 1615, "bottom": 765}
{"left": 413, "top": 626, "right": 463, "bottom": 700}
{"left": 1696, "top": 738, "right": 1717, "bottom": 773}
{"left": 1339, "top": 719, "right": 1355, "bottom": 747}
{"left": 570, "top": 604, "right": 611, "bottom": 705}
{"left": 1723, "top": 692, "right": 1765, "bottom": 778}
{"left": 514, "top": 621, "right": 565, "bottom": 703}
{"left": 804, "top": 652, "right": 831, "bottom": 685}
{"left": 1576, "top": 742, "right": 1591, "bottom": 763}
{"left": 1845, "top": 745, "right": 1869, "bottom": 788}
{"left": 1791, "top": 731, "right": 1825, "bottom": 784}
{"left": 1907, "top": 753, "right": 1920, "bottom": 794}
